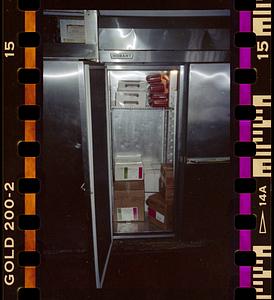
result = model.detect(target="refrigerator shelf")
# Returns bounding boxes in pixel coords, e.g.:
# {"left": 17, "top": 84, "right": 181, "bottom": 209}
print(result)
{"left": 110, "top": 107, "right": 174, "bottom": 111}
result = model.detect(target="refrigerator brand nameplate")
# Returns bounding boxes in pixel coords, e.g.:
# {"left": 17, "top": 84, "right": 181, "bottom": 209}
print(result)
{"left": 110, "top": 52, "right": 134, "bottom": 59}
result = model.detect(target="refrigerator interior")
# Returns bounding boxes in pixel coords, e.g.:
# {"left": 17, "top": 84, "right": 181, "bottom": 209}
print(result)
{"left": 106, "top": 67, "right": 179, "bottom": 236}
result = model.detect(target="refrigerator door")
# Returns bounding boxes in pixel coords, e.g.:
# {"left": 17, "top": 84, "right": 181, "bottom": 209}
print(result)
{"left": 186, "top": 63, "right": 230, "bottom": 163}
{"left": 43, "top": 61, "right": 99, "bottom": 289}
{"left": 83, "top": 65, "right": 113, "bottom": 288}
{"left": 43, "top": 61, "right": 112, "bottom": 289}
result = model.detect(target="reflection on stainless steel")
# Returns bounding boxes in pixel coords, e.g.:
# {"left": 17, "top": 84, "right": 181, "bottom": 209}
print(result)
{"left": 44, "top": 43, "right": 99, "bottom": 60}
{"left": 100, "top": 50, "right": 229, "bottom": 63}
{"left": 43, "top": 70, "right": 81, "bottom": 78}
{"left": 43, "top": 61, "right": 83, "bottom": 112}
{"left": 187, "top": 63, "right": 230, "bottom": 158}
{"left": 99, "top": 28, "right": 229, "bottom": 51}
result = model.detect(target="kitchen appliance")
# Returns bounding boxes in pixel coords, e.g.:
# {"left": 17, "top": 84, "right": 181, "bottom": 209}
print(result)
{"left": 43, "top": 9, "right": 231, "bottom": 288}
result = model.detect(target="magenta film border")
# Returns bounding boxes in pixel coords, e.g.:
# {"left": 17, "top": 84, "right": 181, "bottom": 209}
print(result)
{"left": 239, "top": 10, "right": 252, "bottom": 288}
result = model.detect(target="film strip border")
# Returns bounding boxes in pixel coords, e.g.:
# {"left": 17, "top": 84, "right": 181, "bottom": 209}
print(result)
{"left": 234, "top": 0, "right": 271, "bottom": 300}
{"left": 19, "top": 0, "right": 42, "bottom": 297}
{"left": 7, "top": 1, "right": 41, "bottom": 299}
{"left": 2, "top": 2, "right": 271, "bottom": 300}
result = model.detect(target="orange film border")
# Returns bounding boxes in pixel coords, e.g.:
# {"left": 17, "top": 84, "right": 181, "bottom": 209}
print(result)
{"left": 24, "top": 11, "right": 37, "bottom": 289}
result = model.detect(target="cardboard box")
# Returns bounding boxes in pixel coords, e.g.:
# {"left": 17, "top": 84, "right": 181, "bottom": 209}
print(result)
{"left": 114, "top": 180, "right": 144, "bottom": 191}
{"left": 160, "top": 163, "right": 175, "bottom": 187}
{"left": 114, "top": 153, "right": 144, "bottom": 181}
{"left": 144, "top": 165, "right": 160, "bottom": 193}
{"left": 114, "top": 190, "right": 145, "bottom": 222}
{"left": 115, "top": 91, "right": 147, "bottom": 108}
{"left": 159, "top": 177, "right": 174, "bottom": 204}
{"left": 146, "top": 193, "right": 173, "bottom": 230}
{"left": 114, "top": 163, "right": 143, "bottom": 181}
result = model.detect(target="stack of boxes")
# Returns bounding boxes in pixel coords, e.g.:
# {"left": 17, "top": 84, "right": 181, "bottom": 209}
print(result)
{"left": 146, "top": 73, "right": 170, "bottom": 108}
{"left": 115, "top": 80, "right": 148, "bottom": 108}
{"left": 114, "top": 153, "right": 145, "bottom": 222}
{"left": 146, "top": 163, "right": 174, "bottom": 230}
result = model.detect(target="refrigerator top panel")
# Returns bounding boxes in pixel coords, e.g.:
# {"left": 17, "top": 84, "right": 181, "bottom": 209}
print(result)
{"left": 99, "top": 28, "right": 229, "bottom": 51}
{"left": 98, "top": 13, "right": 230, "bottom": 63}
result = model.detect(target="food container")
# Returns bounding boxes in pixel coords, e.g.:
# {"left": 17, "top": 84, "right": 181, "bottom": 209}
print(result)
{"left": 143, "top": 162, "right": 161, "bottom": 193}
{"left": 149, "top": 93, "right": 169, "bottom": 108}
{"left": 149, "top": 83, "right": 166, "bottom": 93}
{"left": 114, "top": 153, "right": 144, "bottom": 181}
{"left": 114, "top": 190, "right": 145, "bottom": 222}
{"left": 146, "top": 193, "right": 173, "bottom": 230}
{"left": 149, "top": 93, "right": 169, "bottom": 100}
{"left": 149, "top": 98, "right": 169, "bottom": 108}
{"left": 116, "top": 91, "right": 147, "bottom": 108}
{"left": 118, "top": 80, "right": 148, "bottom": 92}
{"left": 159, "top": 177, "right": 174, "bottom": 204}
{"left": 146, "top": 73, "right": 162, "bottom": 84}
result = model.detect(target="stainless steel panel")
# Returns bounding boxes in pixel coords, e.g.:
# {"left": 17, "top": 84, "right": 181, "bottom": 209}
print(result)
{"left": 43, "top": 10, "right": 99, "bottom": 60}
{"left": 99, "top": 10, "right": 230, "bottom": 17}
{"left": 187, "top": 63, "right": 230, "bottom": 158}
{"left": 99, "top": 28, "right": 229, "bottom": 51}
{"left": 100, "top": 50, "right": 229, "bottom": 63}
{"left": 44, "top": 43, "right": 98, "bottom": 60}
{"left": 112, "top": 109, "right": 164, "bottom": 163}
{"left": 43, "top": 61, "right": 84, "bottom": 115}
{"left": 43, "top": 10, "right": 85, "bottom": 16}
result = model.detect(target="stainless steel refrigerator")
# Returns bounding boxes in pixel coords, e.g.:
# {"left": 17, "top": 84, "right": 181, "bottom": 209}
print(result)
{"left": 43, "top": 9, "right": 231, "bottom": 288}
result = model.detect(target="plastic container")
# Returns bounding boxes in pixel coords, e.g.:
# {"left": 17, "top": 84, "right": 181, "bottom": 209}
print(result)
{"left": 114, "top": 153, "right": 144, "bottom": 181}
{"left": 118, "top": 80, "right": 148, "bottom": 92}
{"left": 116, "top": 91, "right": 147, "bottom": 108}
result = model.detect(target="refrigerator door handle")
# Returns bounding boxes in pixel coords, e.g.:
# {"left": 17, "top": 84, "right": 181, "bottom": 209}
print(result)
{"left": 186, "top": 157, "right": 231, "bottom": 164}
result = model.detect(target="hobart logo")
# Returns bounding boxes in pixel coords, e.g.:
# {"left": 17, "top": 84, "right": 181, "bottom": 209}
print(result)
{"left": 110, "top": 52, "right": 133, "bottom": 59}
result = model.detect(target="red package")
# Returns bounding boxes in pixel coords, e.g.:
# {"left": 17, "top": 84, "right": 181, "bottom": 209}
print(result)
{"left": 149, "top": 93, "right": 169, "bottom": 100}
{"left": 146, "top": 74, "right": 162, "bottom": 83}
{"left": 149, "top": 98, "right": 169, "bottom": 108}
{"left": 149, "top": 83, "right": 165, "bottom": 93}
{"left": 149, "top": 93, "right": 169, "bottom": 107}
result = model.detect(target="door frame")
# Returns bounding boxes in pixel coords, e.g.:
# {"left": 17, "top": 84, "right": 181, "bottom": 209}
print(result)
{"left": 81, "top": 63, "right": 113, "bottom": 288}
